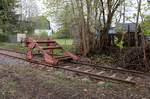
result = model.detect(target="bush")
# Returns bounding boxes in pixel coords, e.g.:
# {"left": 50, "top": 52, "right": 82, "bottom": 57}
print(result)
{"left": 38, "top": 31, "right": 48, "bottom": 38}
{"left": 52, "top": 28, "right": 72, "bottom": 39}
{"left": 144, "top": 30, "right": 150, "bottom": 36}
{"left": 0, "top": 34, "right": 8, "bottom": 42}
{"left": 141, "top": 15, "right": 150, "bottom": 36}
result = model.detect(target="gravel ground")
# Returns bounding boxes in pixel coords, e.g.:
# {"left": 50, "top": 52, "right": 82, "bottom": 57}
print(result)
{"left": 0, "top": 54, "right": 150, "bottom": 99}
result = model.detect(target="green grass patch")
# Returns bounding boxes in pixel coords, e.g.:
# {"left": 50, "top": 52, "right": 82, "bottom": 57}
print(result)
{"left": 55, "top": 39, "right": 73, "bottom": 45}
{"left": 55, "top": 39, "right": 74, "bottom": 51}
{"left": 97, "top": 81, "right": 113, "bottom": 88}
{"left": 0, "top": 43, "right": 27, "bottom": 52}
{"left": 0, "top": 39, "right": 74, "bottom": 53}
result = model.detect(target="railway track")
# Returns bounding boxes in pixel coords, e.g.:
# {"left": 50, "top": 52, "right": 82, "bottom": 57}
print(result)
{"left": 0, "top": 48, "right": 149, "bottom": 86}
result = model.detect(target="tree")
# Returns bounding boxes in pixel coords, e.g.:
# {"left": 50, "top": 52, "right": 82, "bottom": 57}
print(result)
{"left": 19, "top": 0, "right": 42, "bottom": 34}
{"left": 45, "top": 0, "right": 74, "bottom": 38}
{"left": 97, "top": 0, "right": 124, "bottom": 51}
{"left": 32, "top": 16, "right": 49, "bottom": 30}
{"left": 141, "top": 15, "right": 150, "bottom": 35}
{"left": 73, "top": 0, "right": 124, "bottom": 55}
{"left": 0, "top": 0, "right": 20, "bottom": 34}
{"left": 134, "top": 0, "right": 142, "bottom": 47}
{"left": 20, "top": 0, "right": 40, "bottom": 21}
{"left": 45, "top": 0, "right": 124, "bottom": 55}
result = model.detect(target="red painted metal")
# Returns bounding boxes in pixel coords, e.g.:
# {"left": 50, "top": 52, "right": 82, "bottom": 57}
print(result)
{"left": 25, "top": 37, "right": 79, "bottom": 64}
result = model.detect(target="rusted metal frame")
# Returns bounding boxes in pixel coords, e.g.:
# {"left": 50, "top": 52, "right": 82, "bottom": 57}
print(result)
{"left": 51, "top": 39, "right": 80, "bottom": 61}
{"left": 26, "top": 37, "right": 58, "bottom": 64}
{"left": 25, "top": 37, "right": 79, "bottom": 64}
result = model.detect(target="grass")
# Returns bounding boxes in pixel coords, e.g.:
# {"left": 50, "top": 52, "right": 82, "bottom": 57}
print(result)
{"left": 0, "top": 39, "right": 74, "bottom": 53}
{"left": 55, "top": 39, "right": 74, "bottom": 52}
{"left": 0, "top": 42, "right": 27, "bottom": 52}
{"left": 55, "top": 39, "right": 73, "bottom": 45}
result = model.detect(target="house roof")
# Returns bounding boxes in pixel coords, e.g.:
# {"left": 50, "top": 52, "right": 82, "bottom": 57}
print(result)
{"left": 121, "top": 23, "right": 137, "bottom": 32}
{"left": 108, "top": 23, "right": 138, "bottom": 34}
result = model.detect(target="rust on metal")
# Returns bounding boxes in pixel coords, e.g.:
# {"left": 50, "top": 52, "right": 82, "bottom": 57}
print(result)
{"left": 25, "top": 37, "right": 79, "bottom": 64}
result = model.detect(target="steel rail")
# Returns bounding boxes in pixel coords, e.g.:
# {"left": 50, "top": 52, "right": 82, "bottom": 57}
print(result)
{"left": 0, "top": 49, "right": 136, "bottom": 85}
{"left": 0, "top": 48, "right": 147, "bottom": 76}
{"left": 71, "top": 61, "right": 148, "bottom": 76}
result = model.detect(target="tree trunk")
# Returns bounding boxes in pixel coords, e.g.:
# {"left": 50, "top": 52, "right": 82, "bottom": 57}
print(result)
{"left": 74, "top": 0, "right": 124, "bottom": 55}
{"left": 135, "top": 0, "right": 142, "bottom": 47}
{"left": 97, "top": 12, "right": 113, "bottom": 52}
{"left": 76, "top": 0, "right": 89, "bottom": 56}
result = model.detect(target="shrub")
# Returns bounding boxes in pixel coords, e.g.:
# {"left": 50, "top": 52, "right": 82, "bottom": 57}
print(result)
{"left": 0, "top": 33, "right": 8, "bottom": 42}
{"left": 52, "top": 28, "right": 72, "bottom": 39}
{"left": 38, "top": 31, "right": 48, "bottom": 38}
{"left": 144, "top": 30, "right": 150, "bottom": 36}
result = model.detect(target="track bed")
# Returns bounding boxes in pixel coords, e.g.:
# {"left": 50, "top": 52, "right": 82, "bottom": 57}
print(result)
{"left": 0, "top": 49, "right": 150, "bottom": 86}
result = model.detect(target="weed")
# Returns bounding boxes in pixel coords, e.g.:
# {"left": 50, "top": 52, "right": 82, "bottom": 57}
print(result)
{"left": 97, "top": 81, "right": 113, "bottom": 88}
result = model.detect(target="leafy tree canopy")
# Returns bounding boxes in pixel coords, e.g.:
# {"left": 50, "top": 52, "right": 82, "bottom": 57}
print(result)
{"left": 32, "top": 16, "right": 49, "bottom": 30}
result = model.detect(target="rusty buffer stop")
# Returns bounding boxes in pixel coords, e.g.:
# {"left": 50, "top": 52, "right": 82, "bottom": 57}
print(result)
{"left": 25, "top": 37, "right": 79, "bottom": 64}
